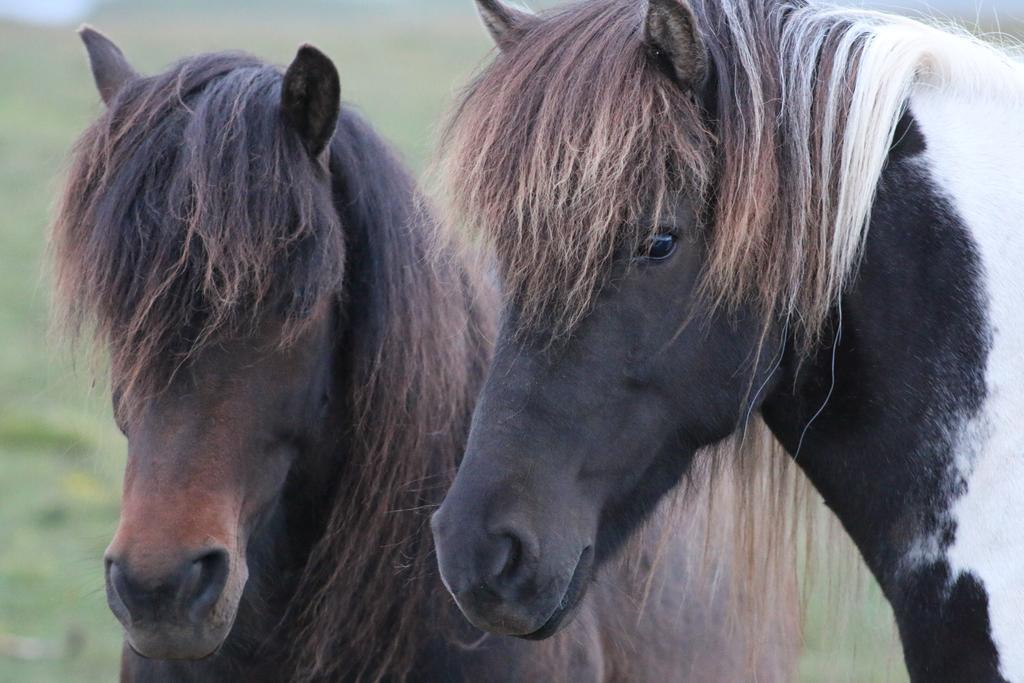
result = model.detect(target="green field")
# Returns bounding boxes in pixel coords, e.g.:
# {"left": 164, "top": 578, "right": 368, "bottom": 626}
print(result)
{"left": 0, "top": 7, "right": 907, "bottom": 682}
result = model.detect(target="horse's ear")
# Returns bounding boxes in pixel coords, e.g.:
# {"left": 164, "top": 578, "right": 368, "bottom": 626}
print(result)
{"left": 475, "top": 0, "right": 538, "bottom": 51}
{"left": 281, "top": 44, "right": 341, "bottom": 159}
{"left": 644, "top": 0, "right": 707, "bottom": 91}
{"left": 78, "top": 25, "right": 138, "bottom": 105}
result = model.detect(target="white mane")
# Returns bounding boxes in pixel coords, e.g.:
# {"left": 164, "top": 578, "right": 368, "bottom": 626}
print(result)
{"left": 700, "top": 0, "right": 1024, "bottom": 344}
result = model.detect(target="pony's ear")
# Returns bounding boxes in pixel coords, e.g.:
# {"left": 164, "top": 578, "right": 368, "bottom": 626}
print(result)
{"left": 281, "top": 44, "right": 341, "bottom": 159}
{"left": 78, "top": 25, "right": 138, "bottom": 105}
{"left": 475, "top": 0, "right": 538, "bottom": 51}
{"left": 644, "top": 0, "right": 707, "bottom": 91}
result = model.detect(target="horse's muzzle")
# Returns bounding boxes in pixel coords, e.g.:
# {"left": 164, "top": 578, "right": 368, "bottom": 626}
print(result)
{"left": 105, "top": 545, "right": 244, "bottom": 660}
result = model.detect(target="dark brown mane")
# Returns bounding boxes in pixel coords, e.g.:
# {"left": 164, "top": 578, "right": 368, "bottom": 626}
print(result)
{"left": 436, "top": 0, "right": 712, "bottom": 336}
{"left": 53, "top": 50, "right": 494, "bottom": 682}
{"left": 289, "top": 111, "right": 494, "bottom": 682}
{"left": 53, "top": 52, "right": 345, "bottom": 417}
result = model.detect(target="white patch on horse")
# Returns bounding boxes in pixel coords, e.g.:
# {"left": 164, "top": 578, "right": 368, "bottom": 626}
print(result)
{"left": 899, "top": 405, "right": 985, "bottom": 572}
{"left": 912, "top": 86, "right": 1024, "bottom": 682}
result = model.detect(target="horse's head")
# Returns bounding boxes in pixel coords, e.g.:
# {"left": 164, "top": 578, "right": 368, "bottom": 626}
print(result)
{"left": 432, "top": 0, "right": 783, "bottom": 637}
{"left": 105, "top": 307, "right": 339, "bottom": 660}
{"left": 59, "top": 30, "right": 344, "bottom": 659}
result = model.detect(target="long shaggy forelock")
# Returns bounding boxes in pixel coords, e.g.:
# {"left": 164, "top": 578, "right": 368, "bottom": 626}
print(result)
{"left": 438, "top": 0, "right": 712, "bottom": 335}
{"left": 52, "top": 52, "right": 344, "bottom": 413}
{"left": 441, "top": 0, "right": 1024, "bottom": 348}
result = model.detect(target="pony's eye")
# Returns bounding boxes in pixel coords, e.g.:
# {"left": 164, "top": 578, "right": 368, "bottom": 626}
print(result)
{"left": 639, "top": 232, "right": 677, "bottom": 261}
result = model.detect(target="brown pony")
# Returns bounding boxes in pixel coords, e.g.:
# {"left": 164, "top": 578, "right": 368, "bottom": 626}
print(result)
{"left": 52, "top": 26, "right": 797, "bottom": 682}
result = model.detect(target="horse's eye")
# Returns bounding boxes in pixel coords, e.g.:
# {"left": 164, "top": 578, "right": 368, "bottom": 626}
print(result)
{"left": 639, "top": 232, "right": 677, "bottom": 261}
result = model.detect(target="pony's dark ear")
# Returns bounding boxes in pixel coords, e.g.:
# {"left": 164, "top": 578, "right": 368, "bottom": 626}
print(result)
{"left": 281, "top": 44, "right": 341, "bottom": 158}
{"left": 644, "top": 0, "right": 707, "bottom": 90}
{"left": 475, "top": 0, "right": 538, "bottom": 51}
{"left": 78, "top": 25, "right": 138, "bottom": 105}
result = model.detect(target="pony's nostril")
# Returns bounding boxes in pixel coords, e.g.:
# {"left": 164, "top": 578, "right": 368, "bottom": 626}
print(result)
{"left": 106, "top": 557, "right": 136, "bottom": 623}
{"left": 495, "top": 533, "right": 523, "bottom": 582}
{"left": 104, "top": 548, "right": 230, "bottom": 626}
{"left": 185, "top": 548, "right": 230, "bottom": 621}
{"left": 488, "top": 524, "right": 540, "bottom": 590}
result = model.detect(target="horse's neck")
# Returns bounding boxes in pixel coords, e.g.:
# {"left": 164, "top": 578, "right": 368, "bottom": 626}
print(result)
{"left": 910, "top": 87, "right": 1024, "bottom": 681}
{"left": 762, "top": 93, "right": 1024, "bottom": 682}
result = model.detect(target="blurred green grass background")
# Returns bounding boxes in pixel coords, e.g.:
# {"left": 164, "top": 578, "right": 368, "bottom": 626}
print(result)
{"left": 0, "top": 4, "right": 907, "bottom": 681}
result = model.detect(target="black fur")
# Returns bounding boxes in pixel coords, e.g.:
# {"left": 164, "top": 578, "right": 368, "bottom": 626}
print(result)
{"left": 762, "top": 113, "right": 1001, "bottom": 681}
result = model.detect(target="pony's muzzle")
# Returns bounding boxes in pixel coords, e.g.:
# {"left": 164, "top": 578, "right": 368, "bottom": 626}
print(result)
{"left": 431, "top": 505, "right": 589, "bottom": 639}
{"left": 104, "top": 544, "right": 240, "bottom": 660}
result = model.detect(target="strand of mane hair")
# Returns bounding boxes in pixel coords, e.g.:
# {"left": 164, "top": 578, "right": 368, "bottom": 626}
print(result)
{"left": 285, "top": 115, "right": 496, "bottom": 683}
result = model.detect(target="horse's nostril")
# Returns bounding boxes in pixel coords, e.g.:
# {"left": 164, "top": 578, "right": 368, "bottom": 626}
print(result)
{"left": 495, "top": 533, "right": 523, "bottom": 583}
{"left": 104, "top": 548, "right": 230, "bottom": 626}
{"left": 185, "top": 549, "right": 230, "bottom": 622}
{"left": 106, "top": 557, "right": 137, "bottom": 623}
{"left": 487, "top": 524, "right": 539, "bottom": 591}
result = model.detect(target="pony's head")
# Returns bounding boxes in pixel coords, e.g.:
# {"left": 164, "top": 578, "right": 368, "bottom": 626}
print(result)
{"left": 433, "top": 0, "right": 885, "bottom": 637}
{"left": 54, "top": 29, "right": 344, "bottom": 659}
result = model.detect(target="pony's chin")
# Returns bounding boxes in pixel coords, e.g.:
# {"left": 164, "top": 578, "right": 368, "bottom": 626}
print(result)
{"left": 125, "top": 623, "right": 232, "bottom": 661}
{"left": 520, "top": 545, "right": 594, "bottom": 640}
{"left": 455, "top": 545, "right": 594, "bottom": 640}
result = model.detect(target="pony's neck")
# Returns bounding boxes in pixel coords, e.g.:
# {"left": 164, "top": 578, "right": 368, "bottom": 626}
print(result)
{"left": 762, "top": 101, "right": 1024, "bottom": 682}
{"left": 267, "top": 112, "right": 494, "bottom": 682}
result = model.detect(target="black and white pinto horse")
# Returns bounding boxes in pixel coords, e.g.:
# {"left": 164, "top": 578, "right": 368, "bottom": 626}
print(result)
{"left": 431, "top": 1, "right": 1024, "bottom": 681}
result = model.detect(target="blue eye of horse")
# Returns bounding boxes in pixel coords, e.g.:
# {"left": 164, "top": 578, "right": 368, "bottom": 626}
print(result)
{"left": 641, "top": 233, "right": 677, "bottom": 261}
